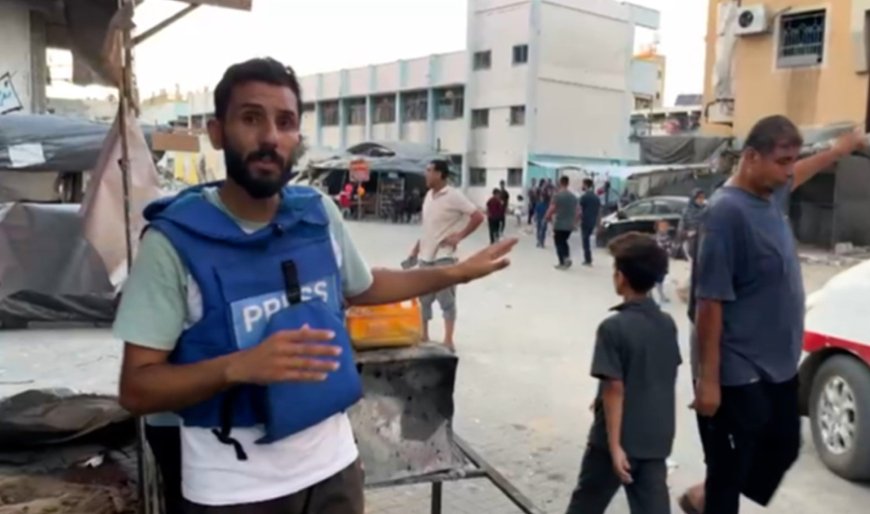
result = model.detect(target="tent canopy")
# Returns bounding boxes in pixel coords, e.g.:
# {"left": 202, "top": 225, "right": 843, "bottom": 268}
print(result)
{"left": 311, "top": 141, "right": 447, "bottom": 174}
{"left": 0, "top": 114, "right": 159, "bottom": 172}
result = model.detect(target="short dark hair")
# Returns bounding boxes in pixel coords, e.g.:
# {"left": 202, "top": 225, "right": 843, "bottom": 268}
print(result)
{"left": 559, "top": 175, "right": 569, "bottom": 186}
{"left": 429, "top": 159, "right": 451, "bottom": 179}
{"left": 214, "top": 57, "right": 302, "bottom": 121}
{"left": 744, "top": 115, "right": 803, "bottom": 156}
{"left": 492, "top": 188, "right": 500, "bottom": 195}
{"left": 608, "top": 232, "right": 668, "bottom": 293}
{"left": 582, "top": 178, "right": 594, "bottom": 189}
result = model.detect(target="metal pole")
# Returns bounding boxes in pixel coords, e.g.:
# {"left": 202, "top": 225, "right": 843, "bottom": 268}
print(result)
{"left": 430, "top": 482, "right": 442, "bottom": 514}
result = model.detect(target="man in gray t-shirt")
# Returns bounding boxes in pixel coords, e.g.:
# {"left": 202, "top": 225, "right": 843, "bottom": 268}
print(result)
{"left": 547, "top": 175, "right": 579, "bottom": 269}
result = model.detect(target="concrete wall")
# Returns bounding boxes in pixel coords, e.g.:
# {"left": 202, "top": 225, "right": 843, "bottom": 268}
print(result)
{"left": 433, "top": 52, "right": 467, "bottom": 87}
{"left": 630, "top": 59, "right": 660, "bottom": 99}
{"left": 465, "top": 0, "right": 532, "bottom": 203}
{"left": 532, "top": 0, "right": 636, "bottom": 160}
{"left": 321, "top": 126, "right": 341, "bottom": 149}
{"left": 434, "top": 119, "right": 465, "bottom": 153}
{"left": 140, "top": 100, "right": 188, "bottom": 126}
{"left": 703, "top": 0, "right": 869, "bottom": 137}
{"left": 0, "top": 1, "right": 32, "bottom": 113}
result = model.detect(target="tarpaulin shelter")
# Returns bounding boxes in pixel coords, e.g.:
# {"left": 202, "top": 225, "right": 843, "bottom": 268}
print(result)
{"left": 0, "top": 202, "right": 115, "bottom": 328}
{"left": 0, "top": 114, "right": 159, "bottom": 173}
{"left": 310, "top": 140, "right": 447, "bottom": 188}
{"left": 306, "top": 141, "right": 447, "bottom": 219}
{"left": 0, "top": 3, "right": 251, "bottom": 514}
{"left": 638, "top": 135, "right": 731, "bottom": 166}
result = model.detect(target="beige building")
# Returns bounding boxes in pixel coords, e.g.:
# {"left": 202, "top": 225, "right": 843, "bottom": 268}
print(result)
{"left": 633, "top": 47, "right": 666, "bottom": 110}
{"left": 703, "top": 0, "right": 870, "bottom": 137}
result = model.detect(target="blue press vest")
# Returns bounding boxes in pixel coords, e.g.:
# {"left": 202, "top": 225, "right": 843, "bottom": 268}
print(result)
{"left": 144, "top": 183, "right": 363, "bottom": 456}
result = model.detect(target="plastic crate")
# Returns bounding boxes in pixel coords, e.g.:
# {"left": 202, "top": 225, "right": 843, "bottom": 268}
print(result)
{"left": 346, "top": 299, "right": 423, "bottom": 349}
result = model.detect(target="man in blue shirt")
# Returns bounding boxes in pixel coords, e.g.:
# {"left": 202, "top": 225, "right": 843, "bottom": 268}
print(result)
{"left": 683, "top": 116, "right": 866, "bottom": 514}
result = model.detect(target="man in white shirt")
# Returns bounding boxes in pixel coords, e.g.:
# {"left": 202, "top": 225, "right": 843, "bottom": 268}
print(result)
{"left": 115, "top": 58, "right": 514, "bottom": 514}
{"left": 408, "top": 160, "right": 485, "bottom": 351}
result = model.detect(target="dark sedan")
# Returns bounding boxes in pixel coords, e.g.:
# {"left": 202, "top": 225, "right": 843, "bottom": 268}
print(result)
{"left": 596, "top": 195, "right": 689, "bottom": 248}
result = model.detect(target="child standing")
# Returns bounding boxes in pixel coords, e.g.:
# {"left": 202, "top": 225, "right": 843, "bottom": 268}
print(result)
{"left": 486, "top": 188, "right": 506, "bottom": 244}
{"left": 533, "top": 189, "right": 550, "bottom": 248}
{"left": 654, "top": 219, "right": 672, "bottom": 303}
{"left": 565, "top": 232, "right": 681, "bottom": 514}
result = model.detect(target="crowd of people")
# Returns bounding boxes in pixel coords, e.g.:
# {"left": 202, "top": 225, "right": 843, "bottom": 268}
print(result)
{"left": 562, "top": 117, "right": 865, "bottom": 514}
{"left": 380, "top": 116, "right": 867, "bottom": 514}
{"left": 112, "top": 56, "right": 867, "bottom": 514}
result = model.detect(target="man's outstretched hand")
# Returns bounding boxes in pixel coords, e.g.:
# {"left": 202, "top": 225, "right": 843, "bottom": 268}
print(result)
{"left": 453, "top": 238, "right": 518, "bottom": 283}
{"left": 832, "top": 127, "right": 868, "bottom": 157}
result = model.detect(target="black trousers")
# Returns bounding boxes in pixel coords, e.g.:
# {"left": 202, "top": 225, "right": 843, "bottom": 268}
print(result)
{"left": 554, "top": 230, "right": 572, "bottom": 264}
{"left": 145, "top": 424, "right": 184, "bottom": 514}
{"left": 488, "top": 217, "right": 502, "bottom": 244}
{"left": 700, "top": 377, "right": 801, "bottom": 514}
{"left": 580, "top": 225, "right": 594, "bottom": 264}
{"left": 184, "top": 460, "right": 365, "bottom": 514}
{"left": 565, "top": 445, "right": 670, "bottom": 514}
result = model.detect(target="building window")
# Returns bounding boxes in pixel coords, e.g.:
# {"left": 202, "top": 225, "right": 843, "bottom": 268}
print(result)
{"left": 320, "top": 101, "right": 339, "bottom": 126}
{"left": 634, "top": 96, "right": 653, "bottom": 110}
{"left": 345, "top": 98, "right": 366, "bottom": 125}
{"left": 402, "top": 90, "right": 428, "bottom": 122}
{"left": 449, "top": 155, "right": 463, "bottom": 186}
{"left": 473, "top": 51, "right": 491, "bottom": 70}
{"left": 777, "top": 9, "right": 826, "bottom": 68}
{"left": 373, "top": 95, "right": 396, "bottom": 124}
{"left": 509, "top": 105, "right": 525, "bottom": 126}
{"left": 471, "top": 109, "right": 489, "bottom": 128}
{"left": 435, "top": 87, "right": 464, "bottom": 120}
{"left": 302, "top": 103, "right": 315, "bottom": 113}
{"left": 512, "top": 44, "right": 529, "bottom": 65}
{"left": 507, "top": 168, "right": 523, "bottom": 187}
{"left": 469, "top": 167, "right": 487, "bottom": 186}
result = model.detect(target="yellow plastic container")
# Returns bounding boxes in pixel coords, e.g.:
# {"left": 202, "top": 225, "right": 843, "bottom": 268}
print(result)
{"left": 346, "top": 299, "right": 423, "bottom": 349}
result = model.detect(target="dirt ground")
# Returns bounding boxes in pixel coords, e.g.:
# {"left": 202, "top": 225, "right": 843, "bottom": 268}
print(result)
{"left": 0, "top": 474, "right": 134, "bottom": 514}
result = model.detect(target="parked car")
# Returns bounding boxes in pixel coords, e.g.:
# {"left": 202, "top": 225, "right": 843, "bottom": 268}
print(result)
{"left": 799, "top": 260, "right": 870, "bottom": 480}
{"left": 596, "top": 196, "right": 689, "bottom": 248}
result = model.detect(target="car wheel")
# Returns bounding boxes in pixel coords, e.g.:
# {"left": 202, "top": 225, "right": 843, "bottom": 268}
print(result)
{"left": 809, "top": 354, "right": 870, "bottom": 480}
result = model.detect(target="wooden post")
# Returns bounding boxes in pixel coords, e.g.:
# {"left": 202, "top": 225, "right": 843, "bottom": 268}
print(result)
{"left": 115, "top": 2, "right": 152, "bottom": 513}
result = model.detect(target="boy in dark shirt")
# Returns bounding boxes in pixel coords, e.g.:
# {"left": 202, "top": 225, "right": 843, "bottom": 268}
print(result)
{"left": 566, "top": 232, "right": 681, "bottom": 514}
{"left": 486, "top": 188, "right": 506, "bottom": 244}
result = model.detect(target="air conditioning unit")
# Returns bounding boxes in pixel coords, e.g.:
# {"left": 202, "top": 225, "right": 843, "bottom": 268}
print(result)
{"left": 734, "top": 5, "right": 770, "bottom": 36}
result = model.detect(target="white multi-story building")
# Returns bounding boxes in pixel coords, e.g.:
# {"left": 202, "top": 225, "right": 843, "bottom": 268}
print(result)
{"left": 176, "top": 0, "right": 663, "bottom": 204}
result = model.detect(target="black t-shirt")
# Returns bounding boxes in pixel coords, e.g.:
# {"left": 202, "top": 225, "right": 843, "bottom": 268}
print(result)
{"left": 588, "top": 299, "right": 682, "bottom": 459}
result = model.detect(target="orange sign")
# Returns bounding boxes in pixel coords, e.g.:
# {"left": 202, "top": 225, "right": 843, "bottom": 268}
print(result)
{"left": 349, "top": 159, "right": 370, "bottom": 183}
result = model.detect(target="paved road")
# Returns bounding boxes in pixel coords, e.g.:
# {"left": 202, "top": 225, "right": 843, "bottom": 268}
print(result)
{"left": 1, "top": 219, "right": 867, "bottom": 514}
